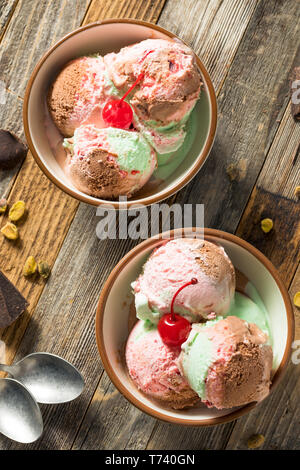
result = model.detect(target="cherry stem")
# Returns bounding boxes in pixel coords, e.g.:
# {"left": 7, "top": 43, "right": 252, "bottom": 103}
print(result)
{"left": 119, "top": 50, "right": 154, "bottom": 105}
{"left": 119, "top": 73, "right": 144, "bottom": 103}
{"left": 170, "top": 278, "right": 198, "bottom": 321}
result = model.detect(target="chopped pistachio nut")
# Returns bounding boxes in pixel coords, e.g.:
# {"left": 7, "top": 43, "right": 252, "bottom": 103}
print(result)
{"left": 9, "top": 200, "right": 26, "bottom": 222}
{"left": 1, "top": 222, "right": 18, "bottom": 240}
{"left": 226, "top": 163, "right": 239, "bottom": 182}
{"left": 261, "top": 218, "right": 273, "bottom": 233}
{"left": 293, "top": 292, "right": 300, "bottom": 308}
{"left": 0, "top": 198, "right": 7, "bottom": 214}
{"left": 38, "top": 261, "right": 51, "bottom": 279}
{"left": 23, "top": 256, "right": 37, "bottom": 277}
{"left": 294, "top": 186, "right": 300, "bottom": 198}
{"left": 247, "top": 434, "right": 265, "bottom": 449}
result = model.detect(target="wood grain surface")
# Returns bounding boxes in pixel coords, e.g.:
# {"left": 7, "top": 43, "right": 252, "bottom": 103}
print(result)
{"left": 173, "top": 0, "right": 299, "bottom": 232}
{"left": 0, "top": 0, "right": 18, "bottom": 41}
{"left": 0, "top": 0, "right": 299, "bottom": 451}
{"left": 0, "top": 0, "right": 167, "bottom": 451}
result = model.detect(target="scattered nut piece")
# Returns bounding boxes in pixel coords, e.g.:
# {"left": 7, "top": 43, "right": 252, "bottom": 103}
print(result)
{"left": 261, "top": 218, "right": 273, "bottom": 233}
{"left": 226, "top": 163, "right": 239, "bottom": 182}
{"left": 247, "top": 434, "right": 265, "bottom": 449}
{"left": 23, "top": 256, "right": 37, "bottom": 277}
{"left": 1, "top": 222, "right": 18, "bottom": 240}
{"left": 294, "top": 186, "right": 300, "bottom": 198}
{"left": 38, "top": 261, "right": 51, "bottom": 279}
{"left": 293, "top": 292, "right": 300, "bottom": 308}
{"left": 226, "top": 160, "right": 247, "bottom": 182}
{"left": 0, "top": 198, "right": 7, "bottom": 214}
{"left": 9, "top": 200, "right": 26, "bottom": 222}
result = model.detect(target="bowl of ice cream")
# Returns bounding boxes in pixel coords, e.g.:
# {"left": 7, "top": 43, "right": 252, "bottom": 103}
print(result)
{"left": 23, "top": 20, "right": 217, "bottom": 208}
{"left": 96, "top": 228, "right": 294, "bottom": 425}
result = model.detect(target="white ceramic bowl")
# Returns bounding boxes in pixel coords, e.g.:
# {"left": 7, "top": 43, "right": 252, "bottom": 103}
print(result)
{"left": 23, "top": 20, "right": 217, "bottom": 209}
{"left": 96, "top": 228, "right": 294, "bottom": 425}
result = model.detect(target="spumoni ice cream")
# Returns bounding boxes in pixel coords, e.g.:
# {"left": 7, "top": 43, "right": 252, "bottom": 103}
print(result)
{"left": 63, "top": 124, "right": 157, "bottom": 199}
{"left": 104, "top": 39, "right": 202, "bottom": 154}
{"left": 47, "top": 39, "right": 202, "bottom": 199}
{"left": 132, "top": 238, "right": 236, "bottom": 324}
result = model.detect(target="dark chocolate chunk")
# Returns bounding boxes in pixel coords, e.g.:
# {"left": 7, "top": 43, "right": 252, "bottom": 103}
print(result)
{"left": 0, "top": 271, "right": 28, "bottom": 328}
{"left": 290, "top": 67, "right": 300, "bottom": 121}
{"left": 0, "top": 130, "right": 27, "bottom": 170}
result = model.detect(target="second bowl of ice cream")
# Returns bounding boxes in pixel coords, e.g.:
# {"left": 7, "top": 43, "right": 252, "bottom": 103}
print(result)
{"left": 96, "top": 228, "right": 294, "bottom": 425}
{"left": 23, "top": 20, "right": 217, "bottom": 209}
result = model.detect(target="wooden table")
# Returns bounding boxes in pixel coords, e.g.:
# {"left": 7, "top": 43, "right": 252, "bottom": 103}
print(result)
{"left": 0, "top": 0, "right": 299, "bottom": 451}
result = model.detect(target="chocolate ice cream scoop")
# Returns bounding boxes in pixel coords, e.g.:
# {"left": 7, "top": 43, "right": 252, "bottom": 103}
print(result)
{"left": 104, "top": 39, "right": 202, "bottom": 125}
{"left": 0, "top": 130, "right": 27, "bottom": 170}
{"left": 180, "top": 316, "right": 273, "bottom": 409}
{"left": 64, "top": 124, "right": 157, "bottom": 199}
{"left": 48, "top": 56, "right": 114, "bottom": 137}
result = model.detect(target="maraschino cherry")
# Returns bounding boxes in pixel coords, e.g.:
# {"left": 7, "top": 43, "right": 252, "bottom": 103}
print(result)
{"left": 158, "top": 278, "right": 198, "bottom": 349}
{"left": 102, "top": 50, "right": 154, "bottom": 129}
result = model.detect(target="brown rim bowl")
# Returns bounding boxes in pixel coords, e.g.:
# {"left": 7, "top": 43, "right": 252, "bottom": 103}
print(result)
{"left": 23, "top": 19, "right": 217, "bottom": 209}
{"left": 96, "top": 228, "right": 294, "bottom": 426}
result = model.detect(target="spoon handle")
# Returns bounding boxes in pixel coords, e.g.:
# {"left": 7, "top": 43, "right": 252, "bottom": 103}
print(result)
{"left": 0, "top": 364, "right": 12, "bottom": 375}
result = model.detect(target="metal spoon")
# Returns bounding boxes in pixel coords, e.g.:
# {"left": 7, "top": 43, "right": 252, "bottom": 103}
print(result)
{"left": 0, "top": 353, "right": 84, "bottom": 404}
{"left": 0, "top": 378, "right": 43, "bottom": 443}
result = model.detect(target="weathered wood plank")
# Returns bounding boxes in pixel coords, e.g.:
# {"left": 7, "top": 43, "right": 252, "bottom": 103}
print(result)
{"left": 223, "top": 103, "right": 300, "bottom": 450}
{"left": 0, "top": 0, "right": 90, "bottom": 99}
{"left": 173, "top": 0, "right": 300, "bottom": 235}
{"left": 226, "top": 264, "right": 300, "bottom": 450}
{"left": 0, "top": 153, "right": 78, "bottom": 368}
{"left": 73, "top": 373, "right": 156, "bottom": 450}
{"left": 248, "top": 102, "right": 300, "bottom": 200}
{"left": 159, "top": 0, "right": 258, "bottom": 92}
{"left": 235, "top": 104, "right": 300, "bottom": 285}
{"left": 0, "top": 0, "right": 90, "bottom": 195}
{"left": 236, "top": 186, "right": 300, "bottom": 285}
{"left": 146, "top": 420, "right": 235, "bottom": 450}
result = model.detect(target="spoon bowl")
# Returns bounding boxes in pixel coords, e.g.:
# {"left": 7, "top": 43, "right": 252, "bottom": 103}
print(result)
{"left": 0, "top": 378, "right": 43, "bottom": 443}
{"left": 0, "top": 353, "right": 85, "bottom": 404}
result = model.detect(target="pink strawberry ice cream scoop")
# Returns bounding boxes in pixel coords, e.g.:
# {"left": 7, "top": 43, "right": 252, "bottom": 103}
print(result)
{"left": 48, "top": 56, "right": 113, "bottom": 137}
{"left": 126, "top": 320, "right": 199, "bottom": 409}
{"left": 179, "top": 316, "right": 273, "bottom": 409}
{"left": 104, "top": 39, "right": 202, "bottom": 125}
{"left": 132, "top": 238, "right": 235, "bottom": 324}
{"left": 63, "top": 124, "right": 157, "bottom": 199}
